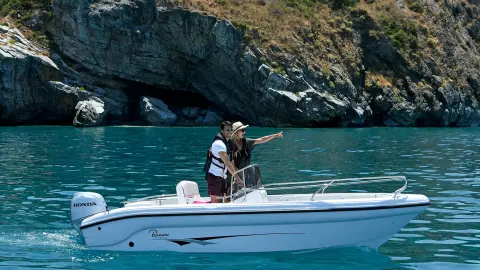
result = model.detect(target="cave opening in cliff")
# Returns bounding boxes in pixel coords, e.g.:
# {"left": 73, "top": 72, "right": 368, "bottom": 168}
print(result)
{"left": 121, "top": 80, "right": 246, "bottom": 125}
{"left": 306, "top": 116, "right": 343, "bottom": 128}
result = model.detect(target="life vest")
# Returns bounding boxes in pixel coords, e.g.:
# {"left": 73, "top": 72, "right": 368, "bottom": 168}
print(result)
{"left": 203, "top": 133, "right": 231, "bottom": 177}
{"left": 232, "top": 138, "right": 252, "bottom": 169}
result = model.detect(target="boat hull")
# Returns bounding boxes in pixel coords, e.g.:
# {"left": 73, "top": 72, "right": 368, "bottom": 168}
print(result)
{"left": 79, "top": 195, "right": 429, "bottom": 252}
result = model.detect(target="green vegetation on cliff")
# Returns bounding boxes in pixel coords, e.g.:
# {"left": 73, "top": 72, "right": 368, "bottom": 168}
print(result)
{"left": 0, "top": 0, "right": 51, "bottom": 22}
{"left": 0, "top": 0, "right": 52, "bottom": 49}
{"left": 2, "top": 0, "right": 480, "bottom": 99}
{"left": 177, "top": 0, "right": 479, "bottom": 90}
{"left": 2, "top": 0, "right": 479, "bottom": 86}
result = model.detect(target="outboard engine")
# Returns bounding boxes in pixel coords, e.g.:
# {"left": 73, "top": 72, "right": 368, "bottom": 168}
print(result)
{"left": 71, "top": 192, "right": 107, "bottom": 233}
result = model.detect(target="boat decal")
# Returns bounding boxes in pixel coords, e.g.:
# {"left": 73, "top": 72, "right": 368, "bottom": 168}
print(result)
{"left": 80, "top": 202, "right": 431, "bottom": 230}
{"left": 192, "top": 232, "right": 304, "bottom": 241}
{"left": 168, "top": 240, "right": 195, "bottom": 246}
{"left": 163, "top": 233, "right": 305, "bottom": 246}
{"left": 149, "top": 229, "right": 169, "bottom": 238}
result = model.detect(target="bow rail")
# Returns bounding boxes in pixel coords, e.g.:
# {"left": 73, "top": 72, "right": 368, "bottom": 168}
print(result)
{"left": 262, "top": 175, "right": 407, "bottom": 200}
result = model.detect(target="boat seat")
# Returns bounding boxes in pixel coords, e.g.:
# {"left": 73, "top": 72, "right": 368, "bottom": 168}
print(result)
{"left": 176, "top": 181, "right": 207, "bottom": 204}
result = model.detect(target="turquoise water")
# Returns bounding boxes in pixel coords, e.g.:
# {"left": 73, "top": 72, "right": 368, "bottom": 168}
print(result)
{"left": 0, "top": 126, "right": 479, "bottom": 269}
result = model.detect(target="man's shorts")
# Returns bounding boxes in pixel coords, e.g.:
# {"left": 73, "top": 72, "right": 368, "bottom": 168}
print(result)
{"left": 206, "top": 173, "right": 230, "bottom": 196}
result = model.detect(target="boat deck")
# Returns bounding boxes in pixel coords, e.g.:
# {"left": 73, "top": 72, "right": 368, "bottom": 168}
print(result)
{"left": 124, "top": 193, "right": 393, "bottom": 208}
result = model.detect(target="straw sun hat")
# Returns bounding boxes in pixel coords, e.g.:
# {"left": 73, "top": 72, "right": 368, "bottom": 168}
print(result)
{"left": 231, "top": 121, "right": 249, "bottom": 136}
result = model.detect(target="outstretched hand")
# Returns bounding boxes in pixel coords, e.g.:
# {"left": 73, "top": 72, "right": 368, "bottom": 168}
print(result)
{"left": 275, "top": 131, "right": 283, "bottom": 138}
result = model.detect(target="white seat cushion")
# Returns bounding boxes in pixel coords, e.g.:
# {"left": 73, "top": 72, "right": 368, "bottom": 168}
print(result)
{"left": 176, "top": 181, "right": 202, "bottom": 204}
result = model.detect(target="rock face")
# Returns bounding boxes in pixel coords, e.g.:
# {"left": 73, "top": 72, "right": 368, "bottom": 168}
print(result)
{"left": 45, "top": 0, "right": 366, "bottom": 126}
{"left": 73, "top": 98, "right": 107, "bottom": 127}
{"left": 139, "top": 96, "right": 177, "bottom": 126}
{"left": 196, "top": 110, "right": 223, "bottom": 125}
{"left": 1, "top": 0, "right": 479, "bottom": 127}
{"left": 174, "top": 107, "right": 223, "bottom": 126}
{"left": 0, "top": 25, "right": 130, "bottom": 125}
{"left": 43, "top": 81, "right": 130, "bottom": 125}
{"left": 40, "top": 81, "right": 92, "bottom": 122}
{"left": 88, "top": 85, "right": 130, "bottom": 124}
{"left": 0, "top": 27, "right": 63, "bottom": 124}
{"left": 43, "top": 0, "right": 480, "bottom": 127}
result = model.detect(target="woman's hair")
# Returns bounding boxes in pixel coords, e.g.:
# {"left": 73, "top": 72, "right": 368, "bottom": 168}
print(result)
{"left": 231, "top": 129, "right": 241, "bottom": 140}
{"left": 232, "top": 136, "right": 249, "bottom": 158}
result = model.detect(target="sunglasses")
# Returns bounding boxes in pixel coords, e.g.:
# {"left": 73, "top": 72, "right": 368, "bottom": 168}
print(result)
{"left": 239, "top": 129, "right": 246, "bottom": 133}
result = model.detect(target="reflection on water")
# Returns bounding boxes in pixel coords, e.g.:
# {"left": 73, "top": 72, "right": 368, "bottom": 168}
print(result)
{"left": 0, "top": 126, "right": 479, "bottom": 269}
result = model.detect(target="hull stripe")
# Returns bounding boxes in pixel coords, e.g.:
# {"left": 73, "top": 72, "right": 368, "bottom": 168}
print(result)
{"left": 80, "top": 202, "right": 430, "bottom": 229}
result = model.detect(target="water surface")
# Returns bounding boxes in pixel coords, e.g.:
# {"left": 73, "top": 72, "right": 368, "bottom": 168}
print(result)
{"left": 0, "top": 127, "right": 479, "bottom": 269}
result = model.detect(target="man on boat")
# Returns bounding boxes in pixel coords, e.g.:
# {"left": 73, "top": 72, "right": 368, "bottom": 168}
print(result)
{"left": 204, "top": 121, "right": 237, "bottom": 203}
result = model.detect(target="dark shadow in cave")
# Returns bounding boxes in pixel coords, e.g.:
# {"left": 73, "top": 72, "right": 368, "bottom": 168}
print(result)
{"left": 119, "top": 79, "right": 247, "bottom": 125}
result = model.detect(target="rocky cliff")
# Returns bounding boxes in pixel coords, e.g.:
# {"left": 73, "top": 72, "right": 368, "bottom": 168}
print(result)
{"left": 1, "top": 0, "right": 479, "bottom": 127}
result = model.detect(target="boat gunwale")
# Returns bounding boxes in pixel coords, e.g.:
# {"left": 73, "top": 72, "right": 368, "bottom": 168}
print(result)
{"left": 80, "top": 201, "right": 430, "bottom": 230}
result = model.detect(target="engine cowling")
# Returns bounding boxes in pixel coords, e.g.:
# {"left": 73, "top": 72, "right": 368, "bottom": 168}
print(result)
{"left": 71, "top": 192, "right": 107, "bottom": 232}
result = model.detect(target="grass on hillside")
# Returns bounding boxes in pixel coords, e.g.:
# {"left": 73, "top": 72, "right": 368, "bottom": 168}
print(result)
{"left": 0, "top": 0, "right": 53, "bottom": 51}
{"left": 0, "top": 0, "right": 52, "bottom": 21}
{"left": 174, "top": 0, "right": 476, "bottom": 89}
{"left": 1, "top": 0, "right": 476, "bottom": 88}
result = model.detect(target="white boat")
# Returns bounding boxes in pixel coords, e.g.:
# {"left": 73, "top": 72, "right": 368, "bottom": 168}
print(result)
{"left": 70, "top": 165, "right": 430, "bottom": 253}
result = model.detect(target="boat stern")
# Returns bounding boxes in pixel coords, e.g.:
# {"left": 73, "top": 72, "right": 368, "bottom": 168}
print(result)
{"left": 71, "top": 192, "right": 108, "bottom": 235}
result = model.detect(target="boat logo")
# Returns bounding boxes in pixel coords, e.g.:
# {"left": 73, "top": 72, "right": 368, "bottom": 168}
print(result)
{"left": 73, "top": 202, "right": 97, "bottom": 207}
{"left": 149, "top": 229, "right": 169, "bottom": 238}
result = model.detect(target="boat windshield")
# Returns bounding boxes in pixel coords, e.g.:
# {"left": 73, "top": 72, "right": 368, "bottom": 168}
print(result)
{"left": 230, "top": 164, "right": 262, "bottom": 197}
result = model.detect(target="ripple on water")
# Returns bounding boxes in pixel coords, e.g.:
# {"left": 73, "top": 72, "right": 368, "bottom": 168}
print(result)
{"left": 105, "top": 196, "right": 125, "bottom": 200}
{"left": 426, "top": 207, "right": 471, "bottom": 214}
{"left": 298, "top": 169, "right": 330, "bottom": 173}
{"left": 50, "top": 190, "right": 79, "bottom": 196}
{"left": 135, "top": 188, "right": 152, "bottom": 191}
{"left": 311, "top": 173, "right": 337, "bottom": 177}
{"left": 444, "top": 173, "right": 472, "bottom": 177}
{"left": 436, "top": 218, "right": 480, "bottom": 223}
{"left": 300, "top": 147, "right": 326, "bottom": 153}
{"left": 82, "top": 186, "right": 116, "bottom": 191}
{"left": 438, "top": 190, "right": 479, "bottom": 195}
{"left": 415, "top": 239, "right": 468, "bottom": 245}
{"left": 410, "top": 219, "right": 432, "bottom": 224}
{"left": 404, "top": 262, "right": 480, "bottom": 269}
{"left": 394, "top": 234, "right": 424, "bottom": 238}
{"left": 401, "top": 227, "right": 431, "bottom": 232}
{"left": 454, "top": 236, "right": 480, "bottom": 241}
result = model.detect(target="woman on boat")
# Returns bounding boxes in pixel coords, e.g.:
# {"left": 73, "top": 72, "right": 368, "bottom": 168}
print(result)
{"left": 230, "top": 121, "right": 283, "bottom": 171}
